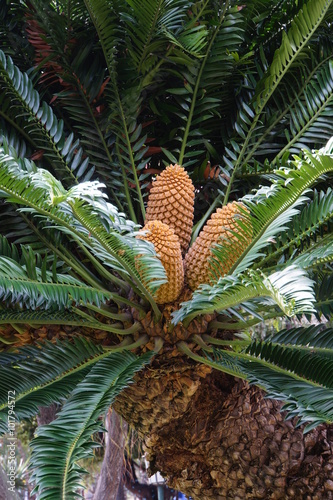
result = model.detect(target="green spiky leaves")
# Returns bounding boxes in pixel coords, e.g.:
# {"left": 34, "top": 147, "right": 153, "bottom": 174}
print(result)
{"left": 173, "top": 266, "right": 315, "bottom": 325}
{"left": 0, "top": 337, "right": 153, "bottom": 499}
{"left": 0, "top": 148, "right": 167, "bottom": 312}
{"left": 29, "top": 349, "right": 153, "bottom": 500}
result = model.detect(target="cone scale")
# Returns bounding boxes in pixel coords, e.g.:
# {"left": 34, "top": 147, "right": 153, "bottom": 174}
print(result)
{"left": 185, "top": 202, "right": 251, "bottom": 290}
{"left": 145, "top": 164, "right": 195, "bottom": 255}
{"left": 137, "top": 220, "right": 184, "bottom": 305}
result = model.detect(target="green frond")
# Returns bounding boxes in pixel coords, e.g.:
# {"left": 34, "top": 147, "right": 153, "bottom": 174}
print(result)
{"left": 67, "top": 199, "right": 167, "bottom": 305}
{"left": 231, "top": 148, "right": 333, "bottom": 275}
{"left": 255, "top": 188, "right": 333, "bottom": 269}
{"left": 181, "top": 323, "right": 333, "bottom": 430}
{"left": 0, "top": 335, "right": 145, "bottom": 435}
{"left": 176, "top": 4, "right": 244, "bottom": 167}
{"left": 254, "top": 0, "right": 333, "bottom": 113}
{"left": 26, "top": 1, "right": 126, "bottom": 210}
{"left": 29, "top": 350, "right": 153, "bottom": 500}
{"left": 0, "top": 123, "right": 29, "bottom": 159}
{"left": 313, "top": 273, "right": 333, "bottom": 319}
{"left": 84, "top": 0, "right": 146, "bottom": 221}
{"left": 270, "top": 325, "right": 333, "bottom": 349}
{"left": 124, "top": 0, "right": 195, "bottom": 73}
{"left": 0, "top": 151, "right": 167, "bottom": 311}
{"left": 0, "top": 308, "right": 127, "bottom": 334}
{"left": 0, "top": 254, "right": 110, "bottom": 310}
{"left": 292, "top": 234, "right": 333, "bottom": 270}
{"left": 163, "top": 21, "right": 208, "bottom": 58}
{"left": 172, "top": 265, "right": 315, "bottom": 325}
{"left": 208, "top": 346, "right": 333, "bottom": 431}
{"left": 275, "top": 60, "right": 333, "bottom": 159}
{"left": 245, "top": 338, "right": 333, "bottom": 385}
{"left": 0, "top": 337, "right": 104, "bottom": 432}
{"left": 201, "top": 146, "right": 333, "bottom": 284}
{"left": 247, "top": 57, "right": 333, "bottom": 164}
{"left": 220, "top": 0, "right": 333, "bottom": 207}
{"left": 0, "top": 50, "right": 95, "bottom": 185}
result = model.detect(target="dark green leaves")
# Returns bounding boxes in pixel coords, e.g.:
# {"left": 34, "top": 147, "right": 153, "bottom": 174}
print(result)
{"left": 172, "top": 266, "right": 315, "bottom": 325}
{"left": 0, "top": 337, "right": 104, "bottom": 433}
{"left": 29, "top": 350, "right": 153, "bottom": 500}
{"left": 0, "top": 50, "right": 94, "bottom": 184}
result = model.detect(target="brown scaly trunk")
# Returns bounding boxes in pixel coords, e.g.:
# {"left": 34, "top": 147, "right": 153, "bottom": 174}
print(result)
{"left": 3, "top": 306, "right": 333, "bottom": 497}
{"left": 114, "top": 358, "right": 333, "bottom": 499}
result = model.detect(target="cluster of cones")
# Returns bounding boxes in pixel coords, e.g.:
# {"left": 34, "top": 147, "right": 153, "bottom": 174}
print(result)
{"left": 137, "top": 164, "right": 251, "bottom": 304}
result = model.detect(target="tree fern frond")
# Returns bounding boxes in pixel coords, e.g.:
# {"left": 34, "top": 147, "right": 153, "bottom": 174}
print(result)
{"left": 29, "top": 350, "right": 153, "bottom": 499}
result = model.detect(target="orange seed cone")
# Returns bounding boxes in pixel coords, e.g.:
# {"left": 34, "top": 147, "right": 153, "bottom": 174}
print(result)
{"left": 184, "top": 202, "right": 251, "bottom": 290}
{"left": 145, "top": 164, "right": 194, "bottom": 254}
{"left": 137, "top": 220, "right": 184, "bottom": 304}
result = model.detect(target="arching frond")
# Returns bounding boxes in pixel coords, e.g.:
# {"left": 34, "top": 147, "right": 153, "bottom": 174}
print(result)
{"left": 0, "top": 337, "right": 104, "bottom": 432}
{"left": 254, "top": 0, "right": 333, "bottom": 112}
{"left": 0, "top": 254, "right": 109, "bottom": 310}
{"left": 0, "top": 150, "right": 167, "bottom": 315}
{"left": 29, "top": 350, "right": 153, "bottom": 500}
{"left": 208, "top": 346, "right": 333, "bottom": 431}
{"left": 220, "top": 0, "right": 333, "bottom": 209}
{"left": 124, "top": 0, "right": 196, "bottom": 75}
{"left": 172, "top": 266, "right": 315, "bottom": 325}
{"left": 313, "top": 273, "right": 333, "bottom": 319}
{"left": 292, "top": 234, "right": 333, "bottom": 270}
{"left": 180, "top": 324, "right": 333, "bottom": 431}
{"left": 84, "top": 0, "right": 146, "bottom": 222}
{"left": 230, "top": 148, "right": 333, "bottom": 275}
{"left": 174, "top": 4, "right": 244, "bottom": 168}
{"left": 255, "top": 188, "right": 333, "bottom": 269}
{"left": 0, "top": 50, "right": 95, "bottom": 185}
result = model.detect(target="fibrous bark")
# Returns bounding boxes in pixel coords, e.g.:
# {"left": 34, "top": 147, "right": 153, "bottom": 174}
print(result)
{"left": 115, "top": 360, "right": 333, "bottom": 499}
{"left": 93, "top": 409, "right": 128, "bottom": 500}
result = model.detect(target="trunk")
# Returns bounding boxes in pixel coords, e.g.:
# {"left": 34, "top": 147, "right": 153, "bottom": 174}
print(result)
{"left": 114, "top": 358, "right": 333, "bottom": 499}
{"left": 93, "top": 409, "right": 128, "bottom": 500}
{"left": 36, "top": 403, "right": 59, "bottom": 426}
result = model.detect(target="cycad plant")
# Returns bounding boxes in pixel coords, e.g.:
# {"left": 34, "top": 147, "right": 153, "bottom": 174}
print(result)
{"left": 2, "top": 0, "right": 333, "bottom": 498}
